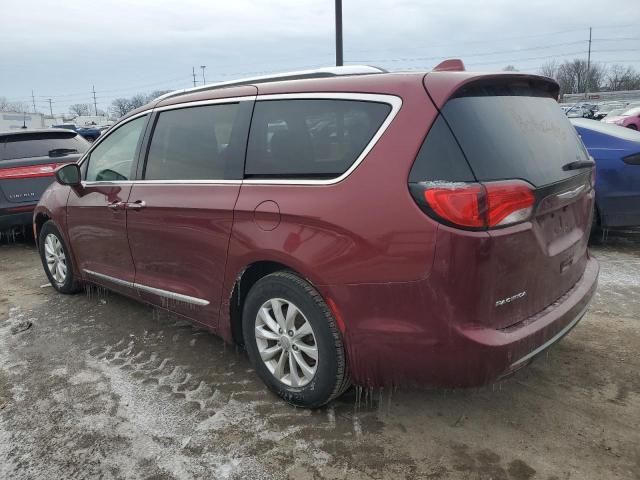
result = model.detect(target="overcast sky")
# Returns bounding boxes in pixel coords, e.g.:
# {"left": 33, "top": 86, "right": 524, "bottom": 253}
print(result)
{"left": 1, "top": 0, "right": 638, "bottom": 115}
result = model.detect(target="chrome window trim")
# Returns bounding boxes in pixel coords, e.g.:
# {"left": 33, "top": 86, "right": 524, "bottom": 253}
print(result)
{"left": 83, "top": 269, "right": 210, "bottom": 306}
{"left": 79, "top": 93, "right": 402, "bottom": 187}
{"left": 243, "top": 92, "right": 402, "bottom": 186}
{"left": 154, "top": 95, "right": 256, "bottom": 113}
{"left": 81, "top": 180, "right": 242, "bottom": 187}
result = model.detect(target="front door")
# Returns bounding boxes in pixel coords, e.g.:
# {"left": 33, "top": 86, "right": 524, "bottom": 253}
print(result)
{"left": 126, "top": 99, "right": 253, "bottom": 328}
{"left": 67, "top": 114, "right": 149, "bottom": 290}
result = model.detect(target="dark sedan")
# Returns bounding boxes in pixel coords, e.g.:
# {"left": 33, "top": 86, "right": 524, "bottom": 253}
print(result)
{"left": 0, "top": 129, "right": 89, "bottom": 230}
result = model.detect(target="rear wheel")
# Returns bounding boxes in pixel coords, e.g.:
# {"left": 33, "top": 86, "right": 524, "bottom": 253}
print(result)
{"left": 38, "top": 221, "right": 80, "bottom": 294}
{"left": 242, "top": 271, "right": 350, "bottom": 408}
{"left": 627, "top": 124, "right": 638, "bottom": 130}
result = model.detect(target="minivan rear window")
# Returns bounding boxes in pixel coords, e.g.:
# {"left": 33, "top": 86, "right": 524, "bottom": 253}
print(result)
{"left": 440, "top": 96, "right": 589, "bottom": 187}
{"left": 1, "top": 132, "right": 89, "bottom": 161}
{"left": 245, "top": 99, "right": 390, "bottom": 178}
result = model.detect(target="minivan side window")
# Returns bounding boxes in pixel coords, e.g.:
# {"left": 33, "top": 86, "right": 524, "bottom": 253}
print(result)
{"left": 143, "top": 103, "right": 240, "bottom": 180}
{"left": 85, "top": 115, "right": 147, "bottom": 182}
{"left": 245, "top": 99, "right": 391, "bottom": 178}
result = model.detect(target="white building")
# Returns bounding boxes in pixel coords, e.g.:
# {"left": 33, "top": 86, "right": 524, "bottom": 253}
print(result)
{"left": 0, "top": 111, "right": 47, "bottom": 130}
{"left": 1, "top": 111, "right": 112, "bottom": 131}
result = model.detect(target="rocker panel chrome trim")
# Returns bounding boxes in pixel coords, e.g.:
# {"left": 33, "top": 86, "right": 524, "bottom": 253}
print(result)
{"left": 83, "top": 269, "right": 210, "bottom": 306}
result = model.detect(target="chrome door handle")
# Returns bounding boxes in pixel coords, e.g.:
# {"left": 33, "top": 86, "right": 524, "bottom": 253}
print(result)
{"left": 107, "top": 201, "right": 125, "bottom": 210}
{"left": 126, "top": 200, "right": 146, "bottom": 211}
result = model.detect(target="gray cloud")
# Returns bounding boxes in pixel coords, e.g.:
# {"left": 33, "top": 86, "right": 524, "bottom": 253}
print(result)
{"left": 1, "top": 0, "right": 638, "bottom": 114}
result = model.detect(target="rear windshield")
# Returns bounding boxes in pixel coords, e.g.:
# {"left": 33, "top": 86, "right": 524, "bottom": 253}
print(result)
{"left": 1, "top": 132, "right": 89, "bottom": 160}
{"left": 441, "top": 96, "right": 589, "bottom": 187}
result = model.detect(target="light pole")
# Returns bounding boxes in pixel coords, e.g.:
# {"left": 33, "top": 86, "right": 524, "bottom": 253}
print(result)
{"left": 335, "top": 0, "right": 343, "bottom": 66}
{"left": 200, "top": 65, "right": 207, "bottom": 85}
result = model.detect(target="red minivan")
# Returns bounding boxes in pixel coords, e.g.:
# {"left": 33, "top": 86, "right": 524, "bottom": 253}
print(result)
{"left": 34, "top": 63, "right": 599, "bottom": 407}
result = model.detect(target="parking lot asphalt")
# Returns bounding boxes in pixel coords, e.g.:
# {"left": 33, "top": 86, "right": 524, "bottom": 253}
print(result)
{"left": 0, "top": 235, "right": 638, "bottom": 480}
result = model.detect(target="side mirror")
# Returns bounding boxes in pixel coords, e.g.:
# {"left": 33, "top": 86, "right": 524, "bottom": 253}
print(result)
{"left": 55, "top": 163, "right": 82, "bottom": 187}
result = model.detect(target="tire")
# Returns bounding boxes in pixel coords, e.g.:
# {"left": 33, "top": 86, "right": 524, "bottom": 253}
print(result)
{"left": 627, "top": 124, "right": 638, "bottom": 130}
{"left": 38, "top": 221, "right": 81, "bottom": 294}
{"left": 242, "top": 271, "right": 350, "bottom": 408}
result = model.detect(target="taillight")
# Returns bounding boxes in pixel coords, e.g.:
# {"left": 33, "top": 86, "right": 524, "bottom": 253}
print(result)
{"left": 0, "top": 163, "right": 64, "bottom": 180}
{"left": 485, "top": 181, "right": 536, "bottom": 226}
{"left": 423, "top": 183, "right": 485, "bottom": 228}
{"left": 410, "top": 180, "right": 536, "bottom": 230}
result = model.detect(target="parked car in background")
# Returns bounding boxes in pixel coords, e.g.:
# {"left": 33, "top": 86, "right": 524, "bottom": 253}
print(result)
{"left": 0, "top": 129, "right": 88, "bottom": 230}
{"left": 34, "top": 64, "right": 598, "bottom": 407}
{"left": 602, "top": 107, "right": 640, "bottom": 130}
{"left": 52, "top": 123, "right": 102, "bottom": 142}
{"left": 593, "top": 102, "right": 626, "bottom": 120}
{"left": 572, "top": 118, "right": 640, "bottom": 230}
{"left": 564, "top": 102, "right": 596, "bottom": 119}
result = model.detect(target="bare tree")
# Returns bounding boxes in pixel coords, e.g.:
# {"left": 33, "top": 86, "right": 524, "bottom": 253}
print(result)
{"left": 110, "top": 98, "right": 132, "bottom": 117}
{"left": 129, "top": 94, "right": 148, "bottom": 110}
{"left": 544, "top": 59, "right": 606, "bottom": 95}
{"left": 0, "top": 96, "right": 29, "bottom": 112}
{"left": 606, "top": 64, "right": 640, "bottom": 91}
{"left": 69, "top": 103, "right": 91, "bottom": 116}
{"left": 502, "top": 65, "right": 518, "bottom": 72}
{"left": 146, "top": 90, "right": 172, "bottom": 102}
{"left": 109, "top": 89, "right": 173, "bottom": 119}
{"left": 539, "top": 60, "right": 559, "bottom": 79}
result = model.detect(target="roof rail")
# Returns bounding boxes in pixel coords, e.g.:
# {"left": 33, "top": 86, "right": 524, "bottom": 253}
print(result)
{"left": 154, "top": 65, "right": 387, "bottom": 102}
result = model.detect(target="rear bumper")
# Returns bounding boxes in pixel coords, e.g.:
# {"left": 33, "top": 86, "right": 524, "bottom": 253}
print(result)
{"left": 323, "top": 256, "right": 599, "bottom": 387}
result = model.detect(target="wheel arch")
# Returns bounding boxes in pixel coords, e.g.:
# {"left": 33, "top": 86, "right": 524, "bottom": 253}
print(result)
{"left": 228, "top": 260, "right": 317, "bottom": 346}
{"left": 33, "top": 211, "right": 51, "bottom": 245}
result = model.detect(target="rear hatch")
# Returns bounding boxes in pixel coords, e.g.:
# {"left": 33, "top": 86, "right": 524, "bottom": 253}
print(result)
{"left": 411, "top": 74, "right": 594, "bottom": 329}
{"left": 0, "top": 131, "right": 88, "bottom": 206}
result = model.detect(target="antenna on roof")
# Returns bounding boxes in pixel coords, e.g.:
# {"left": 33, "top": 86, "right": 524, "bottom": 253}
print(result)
{"left": 433, "top": 59, "right": 466, "bottom": 72}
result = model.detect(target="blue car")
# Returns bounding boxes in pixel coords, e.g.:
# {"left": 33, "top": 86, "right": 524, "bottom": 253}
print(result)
{"left": 572, "top": 118, "right": 640, "bottom": 229}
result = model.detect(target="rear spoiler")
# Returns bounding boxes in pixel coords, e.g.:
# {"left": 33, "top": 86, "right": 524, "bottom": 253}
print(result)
{"left": 424, "top": 64, "right": 559, "bottom": 108}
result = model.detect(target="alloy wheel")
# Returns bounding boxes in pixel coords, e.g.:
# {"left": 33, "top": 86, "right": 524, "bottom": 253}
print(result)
{"left": 44, "top": 233, "right": 67, "bottom": 285}
{"left": 254, "top": 298, "right": 318, "bottom": 387}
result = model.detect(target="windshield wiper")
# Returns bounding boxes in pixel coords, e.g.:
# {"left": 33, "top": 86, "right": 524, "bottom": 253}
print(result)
{"left": 562, "top": 159, "right": 595, "bottom": 171}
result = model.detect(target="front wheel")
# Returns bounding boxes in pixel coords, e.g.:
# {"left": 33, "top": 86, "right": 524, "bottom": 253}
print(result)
{"left": 242, "top": 271, "right": 350, "bottom": 408}
{"left": 38, "top": 221, "right": 81, "bottom": 294}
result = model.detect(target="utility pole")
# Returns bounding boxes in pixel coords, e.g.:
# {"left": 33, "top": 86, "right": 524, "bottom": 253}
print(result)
{"left": 200, "top": 65, "right": 207, "bottom": 85}
{"left": 335, "top": 0, "right": 343, "bottom": 66}
{"left": 585, "top": 26, "right": 592, "bottom": 100}
{"left": 192, "top": 67, "right": 197, "bottom": 87}
{"left": 31, "top": 90, "right": 36, "bottom": 113}
{"left": 92, "top": 85, "right": 98, "bottom": 116}
{"left": 47, "top": 99, "right": 53, "bottom": 117}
